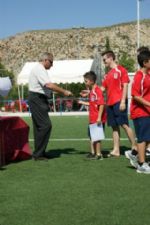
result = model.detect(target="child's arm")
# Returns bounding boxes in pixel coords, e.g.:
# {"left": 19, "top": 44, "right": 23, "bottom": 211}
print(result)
{"left": 133, "top": 96, "right": 150, "bottom": 108}
{"left": 120, "top": 83, "right": 128, "bottom": 111}
{"left": 78, "top": 100, "right": 89, "bottom": 106}
{"left": 97, "top": 105, "right": 104, "bottom": 125}
{"left": 100, "top": 86, "right": 105, "bottom": 92}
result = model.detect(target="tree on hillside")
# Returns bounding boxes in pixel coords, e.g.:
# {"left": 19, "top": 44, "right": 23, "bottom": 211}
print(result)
{"left": 0, "top": 62, "right": 15, "bottom": 84}
{"left": 118, "top": 52, "right": 135, "bottom": 72}
{"left": 103, "top": 37, "right": 111, "bottom": 73}
{"left": 105, "top": 37, "right": 111, "bottom": 51}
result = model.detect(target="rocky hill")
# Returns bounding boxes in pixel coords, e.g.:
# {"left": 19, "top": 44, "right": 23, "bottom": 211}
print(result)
{"left": 0, "top": 19, "right": 150, "bottom": 76}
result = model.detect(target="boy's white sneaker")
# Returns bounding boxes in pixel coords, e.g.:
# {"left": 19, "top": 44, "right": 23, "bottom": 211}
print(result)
{"left": 125, "top": 150, "right": 132, "bottom": 159}
{"left": 125, "top": 150, "right": 138, "bottom": 168}
{"left": 136, "top": 163, "right": 150, "bottom": 174}
{"left": 125, "top": 150, "right": 133, "bottom": 159}
{"left": 130, "top": 158, "right": 138, "bottom": 169}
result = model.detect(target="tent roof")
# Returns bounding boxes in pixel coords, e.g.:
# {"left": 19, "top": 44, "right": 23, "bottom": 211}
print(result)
{"left": 17, "top": 59, "right": 94, "bottom": 85}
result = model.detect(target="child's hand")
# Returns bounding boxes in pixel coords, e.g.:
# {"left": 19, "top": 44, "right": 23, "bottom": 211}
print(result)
{"left": 97, "top": 118, "right": 102, "bottom": 126}
{"left": 78, "top": 100, "right": 83, "bottom": 105}
{"left": 119, "top": 101, "right": 126, "bottom": 111}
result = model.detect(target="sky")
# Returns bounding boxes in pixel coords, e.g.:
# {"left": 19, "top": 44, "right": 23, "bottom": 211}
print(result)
{"left": 0, "top": 0, "right": 150, "bottom": 39}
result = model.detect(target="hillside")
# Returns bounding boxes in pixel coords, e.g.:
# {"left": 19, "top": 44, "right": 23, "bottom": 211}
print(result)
{"left": 0, "top": 19, "right": 150, "bottom": 76}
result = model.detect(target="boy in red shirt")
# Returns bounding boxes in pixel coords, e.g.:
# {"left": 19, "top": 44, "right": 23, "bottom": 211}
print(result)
{"left": 130, "top": 50, "right": 150, "bottom": 174}
{"left": 79, "top": 71, "right": 106, "bottom": 160}
{"left": 125, "top": 46, "right": 150, "bottom": 162}
{"left": 101, "top": 50, "right": 137, "bottom": 157}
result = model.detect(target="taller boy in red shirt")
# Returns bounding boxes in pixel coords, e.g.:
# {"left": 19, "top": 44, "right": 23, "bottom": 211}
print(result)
{"left": 125, "top": 46, "right": 150, "bottom": 161}
{"left": 101, "top": 50, "right": 137, "bottom": 157}
{"left": 130, "top": 50, "right": 150, "bottom": 174}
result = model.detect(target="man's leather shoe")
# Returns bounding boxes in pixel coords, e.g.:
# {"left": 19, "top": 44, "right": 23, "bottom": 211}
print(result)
{"left": 32, "top": 156, "right": 48, "bottom": 161}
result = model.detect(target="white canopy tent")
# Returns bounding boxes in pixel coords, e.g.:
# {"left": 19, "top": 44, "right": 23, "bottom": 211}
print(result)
{"left": 17, "top": 59, "right": 94, "bottom": 85}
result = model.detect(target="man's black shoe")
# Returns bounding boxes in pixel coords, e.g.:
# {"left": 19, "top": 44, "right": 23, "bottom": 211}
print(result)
{"left": 32, "top": 156, "right": 48, "bottom": 161}
{"left": 86, "top": 153, "right": 95, "bottom": 159}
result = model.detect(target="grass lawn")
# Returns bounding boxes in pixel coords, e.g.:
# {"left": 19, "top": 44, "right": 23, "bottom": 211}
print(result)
{"left": 0, "top": 115, "right": 150, "bottom": 225}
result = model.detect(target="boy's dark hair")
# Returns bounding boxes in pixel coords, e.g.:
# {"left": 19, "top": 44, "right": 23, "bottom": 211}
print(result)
{"left": 137, "top": 46, "right": 149, "bottom": 54}
{"left": 137, "top": 50, "right": 150, "bottom": 68}
{"left": 84, "top": 71, "right": 97, "bottom": 83}
{"left": 101, "top": 50, "right": 116, "bottom": 60}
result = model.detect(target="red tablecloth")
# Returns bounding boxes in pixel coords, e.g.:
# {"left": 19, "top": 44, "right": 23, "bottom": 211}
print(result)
{"left": 0, "top": 116, "right": 32, "bottom": 166}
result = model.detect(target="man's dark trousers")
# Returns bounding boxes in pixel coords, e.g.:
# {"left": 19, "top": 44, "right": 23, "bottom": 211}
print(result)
{"left": 28, "top": 92, "right": 52, "bottom": 157}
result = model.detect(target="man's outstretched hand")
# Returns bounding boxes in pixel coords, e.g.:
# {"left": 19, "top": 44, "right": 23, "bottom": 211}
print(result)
{"left": 64, "top": 90, "right": 73, "bottom": 96}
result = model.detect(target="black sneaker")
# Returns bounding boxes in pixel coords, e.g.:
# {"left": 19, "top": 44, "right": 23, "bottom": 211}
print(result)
{"left": 96, "top": 155, "right": 103, "bottom": 160}
{"left": 86, "top": 153, "right": 95, "bottom": 159}
{"left": 91, "top": 155, "right": 103, "bottom": 160}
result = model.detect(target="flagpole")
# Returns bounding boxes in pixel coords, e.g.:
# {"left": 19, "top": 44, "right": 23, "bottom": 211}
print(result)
{"left": 137, "top": 0, "right": 140, "bottom": 49}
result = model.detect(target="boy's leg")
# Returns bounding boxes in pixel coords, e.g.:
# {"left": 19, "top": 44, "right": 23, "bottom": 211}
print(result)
{"left": 122, "top": 124, "right": 137, "bottom": 150}
{"left": 146, "top": 142, "right": 150, "bottom": 156}
{"left": 90, "top": 141, "right": 95, "bottom": 155}
{"left": 91, "top": 141, "right": 103, "bottom": 160}
{"left": 87, "top": 126, "right": 95, "bottom": 158}
{"left": 130, "top": 117, "right": 150, "bottom": 172}
{"left": 111, "top": 126, "right": 120, "bottom": 156}
{"left": 146, "top": 142, "right": 150, "bottom": 150}
{"left": 107, "top": 104, "right": 120, "bottom": 156}
{"left": 86, "top": 140, "right": 95, "bottom": 159}
{"left": 136, "top": 141, "right": 150, "bottom": 174}
{"left": 95, "top": 141, "right": 102, "bottom": 156}
{"left": 138, "top": 141, "right": 146, "bottom": 163}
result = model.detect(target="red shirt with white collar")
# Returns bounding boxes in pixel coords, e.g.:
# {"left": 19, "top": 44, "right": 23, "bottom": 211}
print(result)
{"left": 130, "top": 70, "right": 150, "bottom": 119}
{"left": 89, "top": 85, "right": 106, "bottom": 124}
{"left": 102, "top": 65, "right": 130, "bottom": 106}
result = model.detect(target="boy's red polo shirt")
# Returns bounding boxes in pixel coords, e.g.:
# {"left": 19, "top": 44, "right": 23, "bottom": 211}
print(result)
{"left": 102, "top": 65, "right": 130, "bottom": 106}
{"left": 130, "top": 70, "right": 150, "bottom": 119}
{"left": 89, "top": 85, "right": 106, "bottom": 124}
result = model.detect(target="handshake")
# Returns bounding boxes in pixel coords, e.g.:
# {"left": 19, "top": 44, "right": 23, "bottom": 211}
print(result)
{"left": 63, "top": 89, "right": 89, "bottom": 98}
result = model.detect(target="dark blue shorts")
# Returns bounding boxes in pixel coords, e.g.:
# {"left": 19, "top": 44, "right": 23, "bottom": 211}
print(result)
{"left": 107, "top": 101, "right": 129, "bottom": 127}
{"left": 133, "top": 117, "right": 150, "bottom": 143}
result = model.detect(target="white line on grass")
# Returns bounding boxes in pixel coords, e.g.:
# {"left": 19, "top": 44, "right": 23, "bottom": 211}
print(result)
{"left": 29, "top": 138, "right": 129, "bottom": 142}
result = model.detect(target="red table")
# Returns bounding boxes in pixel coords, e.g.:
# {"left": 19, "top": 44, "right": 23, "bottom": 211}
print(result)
{"left": 0, "top": 116, "right": 32, "bottom": 166}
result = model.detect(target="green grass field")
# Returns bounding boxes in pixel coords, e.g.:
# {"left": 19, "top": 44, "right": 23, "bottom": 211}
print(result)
{"left": 0, "top": 115, "right": 150, "bottom": 225}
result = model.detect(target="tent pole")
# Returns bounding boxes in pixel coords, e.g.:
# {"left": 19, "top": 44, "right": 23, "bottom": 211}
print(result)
{"left": 18, "top": 85, "right": 22, "bottom": 112}
{"left": 52, "top": 92, "right": 56, "bottom": 112}
{"left": 21, "top": 84, "right": 24, "bottom": 100}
